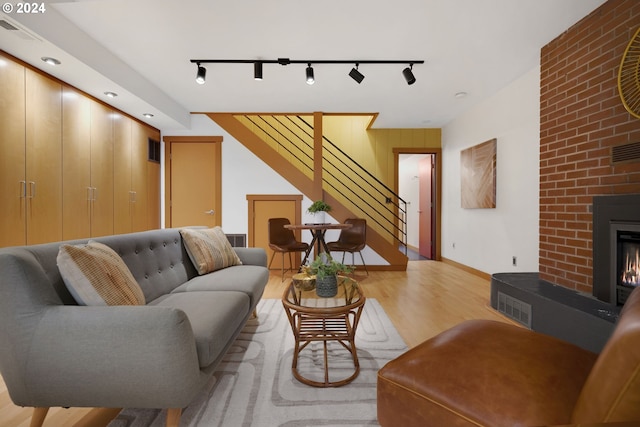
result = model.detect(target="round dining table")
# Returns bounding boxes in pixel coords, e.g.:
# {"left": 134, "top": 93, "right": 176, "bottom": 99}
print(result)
{"left": 284, "top": 223, "right": 352, "bottom": 265}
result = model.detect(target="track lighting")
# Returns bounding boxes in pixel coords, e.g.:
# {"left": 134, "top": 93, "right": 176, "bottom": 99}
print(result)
{"left": 403, "top": 64, "right": 416, "bottom": 85}
{"left": 195, "top": 64, "right": 206, "bottom": 84}
{"left": 306, "top": 63, "right": 315, "bottom": 85}
{"left": 254, "top": 62, "right": 263, "bottom": 81}
{"left": 190, "top": 58, "right": 423, "bottom": 86}
{"left": 349, "top": 64, "right": 365, "bottom": 84}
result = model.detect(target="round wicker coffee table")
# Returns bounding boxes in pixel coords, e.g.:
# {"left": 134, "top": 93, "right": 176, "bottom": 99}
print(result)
{"left": 282, "top": 276, "right": 365, "bottom": 387}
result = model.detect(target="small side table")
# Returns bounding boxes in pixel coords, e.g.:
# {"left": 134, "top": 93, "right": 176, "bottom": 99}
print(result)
{"left": 282, "top": 276, "right": 365, "bottom": 387}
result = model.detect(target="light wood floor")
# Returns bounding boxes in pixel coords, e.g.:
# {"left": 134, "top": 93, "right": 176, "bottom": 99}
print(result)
{"left": 0, "top": 260, "right": 510, "bottom": 427}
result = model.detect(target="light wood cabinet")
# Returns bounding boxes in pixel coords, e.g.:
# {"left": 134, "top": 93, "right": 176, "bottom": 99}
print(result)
{"left": 0, "top": 52, "right": 160, "bottom": 247}
{"left": 62, "top": 90, "right": 114, "bottom": 239}
{"left": 114, "top": 114, "right": 160, "bottom": 234}
{"left": 0, "top": 56, "right": 27, "bottom": 247}
{"left": 89, "top": 101, "right": 114, "bottom": 237}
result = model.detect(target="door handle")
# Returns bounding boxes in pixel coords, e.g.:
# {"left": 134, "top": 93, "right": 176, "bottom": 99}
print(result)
{"left": 204, "top": 209, "right": 215, "bottom": 215}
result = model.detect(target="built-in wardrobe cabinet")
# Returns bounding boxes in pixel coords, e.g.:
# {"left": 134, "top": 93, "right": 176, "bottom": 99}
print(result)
{"left": 0, "top": 62, "right": 63, "bottom": 247}
{"left": 0, "top": 52, "right": 160, "bottom": 248}
{"left": 114, "top": 114, "right": 160, "bottom": 234}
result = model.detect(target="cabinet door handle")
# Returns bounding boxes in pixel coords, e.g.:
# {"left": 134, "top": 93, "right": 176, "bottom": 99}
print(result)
{"left": 19, "top": 181, "right": 26, "bottom": 198}
{"left": 204, "top": 209, "right": 215, "bottom": 215}
{"left": 130, "top": 191, "right": 137, "bottom": 203}
{"left": 92, "top": 187, "right": 97, "bottom": 201}
{"left": 28, "top": 181, "right": 35, "bottom": 199}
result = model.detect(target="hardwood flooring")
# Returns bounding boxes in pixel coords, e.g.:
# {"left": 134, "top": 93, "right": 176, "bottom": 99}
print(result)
{"left": 0, "top": 260, "right": 509, "bottom": 427}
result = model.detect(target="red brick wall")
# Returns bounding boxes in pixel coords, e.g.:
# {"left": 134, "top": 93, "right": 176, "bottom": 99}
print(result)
{"left": 540, "top": 0, "right": 640, "bottom": 293}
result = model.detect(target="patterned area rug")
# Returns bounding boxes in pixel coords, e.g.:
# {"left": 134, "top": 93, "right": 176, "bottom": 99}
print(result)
{"left": 108, "top": 298, "right": 407, "bottom": 427}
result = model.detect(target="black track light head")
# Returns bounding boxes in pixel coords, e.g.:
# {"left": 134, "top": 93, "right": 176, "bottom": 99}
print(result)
{"left": 349, "top": 64, "right": 365, "bottom": 84}
{"left": 306, "top": 63, "right": 315, "bottom": 85}
{"left": 254, "top": 62, "right": 263, "bottom": 80}
{"left": 196, "top": 64, "right": 207, "bottom": 84}
{"left": 403, "top": 64, "right": 416, "bottom": 85}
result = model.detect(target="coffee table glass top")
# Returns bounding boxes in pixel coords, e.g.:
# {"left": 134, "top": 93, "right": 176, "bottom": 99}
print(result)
{"left": 283, "top": 275, "right": 362, "bottom": 311}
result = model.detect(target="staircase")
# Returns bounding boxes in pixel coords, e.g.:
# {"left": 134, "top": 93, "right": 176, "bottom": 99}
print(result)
{"left": 208, "top": 113, "right": 408, "bottom": 270}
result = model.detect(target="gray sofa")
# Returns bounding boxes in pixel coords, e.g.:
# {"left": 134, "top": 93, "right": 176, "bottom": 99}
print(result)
{"left": 0, "top": 228, "right": 269, "bottom": 427}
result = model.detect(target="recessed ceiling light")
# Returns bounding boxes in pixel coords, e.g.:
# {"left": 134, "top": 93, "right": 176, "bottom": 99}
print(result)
{"left": 143, "top": 113, "right": 154, "bottom": 118}
{"left": 104, "top": 91, "right": 118, "bottom": 98}
{"left": 41, "top": 57, "right": 61, "bottom": 66}
{"left": 455, "top": 91, "right": 468, "bottom": 98}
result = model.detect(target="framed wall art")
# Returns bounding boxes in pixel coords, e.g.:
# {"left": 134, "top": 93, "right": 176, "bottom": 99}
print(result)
{"left": 461, "top": 138, "right": 497, "bottom": 209}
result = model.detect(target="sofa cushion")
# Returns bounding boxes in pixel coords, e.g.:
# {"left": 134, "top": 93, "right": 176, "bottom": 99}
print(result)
{"left": 57, "top": 241, "right": 145, "bottom": 306}
{"left": 148, "top": 291, "right": 250, "bottom": 368}
{"left": 171, "top": 264, "right": 268, "bottom": 309}
{"left": 180, "top": 227, "right": 242, "bottom": 275}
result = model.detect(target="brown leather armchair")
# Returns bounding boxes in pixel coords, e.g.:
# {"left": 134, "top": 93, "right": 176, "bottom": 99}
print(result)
{"left": 267, "top": 218, "right": 309, "bottom": 280}
{"left": 326, "top": 218, "right": 368, "bottom": 275}
{"left": 377, "top": 286, "right": 640, "bottom": 427}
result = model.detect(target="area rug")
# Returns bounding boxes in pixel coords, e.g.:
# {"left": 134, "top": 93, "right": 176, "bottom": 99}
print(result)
{"left": 107, "top": 298, "right": 407, "bottom": 427}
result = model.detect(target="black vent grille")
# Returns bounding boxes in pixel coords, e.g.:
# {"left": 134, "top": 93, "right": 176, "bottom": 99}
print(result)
{"left": 226, "top": 234, "right": 246, "bottom": 248}
{"left": 0, "top": 20, "right": 18, "bottom": 31}
{"left": 612, "top": 141, "right": 640, "bottom": 164}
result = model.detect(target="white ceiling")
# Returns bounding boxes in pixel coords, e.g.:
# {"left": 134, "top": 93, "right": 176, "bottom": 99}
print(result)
{"left": 0, "top": 0, "right": 606, "bottom": 131}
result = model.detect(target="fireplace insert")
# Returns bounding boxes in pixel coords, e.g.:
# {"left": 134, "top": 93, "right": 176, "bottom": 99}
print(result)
{"left": 616, "top": 229, "right": 640, "bottom": 305}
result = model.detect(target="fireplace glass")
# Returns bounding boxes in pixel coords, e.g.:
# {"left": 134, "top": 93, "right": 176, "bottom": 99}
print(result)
{"left": 617, "top": 230, "right": 640, "bottom": 304}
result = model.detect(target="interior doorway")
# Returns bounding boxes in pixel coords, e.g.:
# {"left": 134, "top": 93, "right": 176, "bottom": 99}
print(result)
{"left": 397, "top": 150, "right": 440, "bottom": 260}
{"left": 163, "top": 136, "right": 222, "bottom": 228}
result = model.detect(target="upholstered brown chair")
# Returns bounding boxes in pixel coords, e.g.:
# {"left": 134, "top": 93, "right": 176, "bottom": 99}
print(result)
{"left": 268, "top": 218, "right": 309, "bottom": 280}
{"left": 377, "top": 286, "right": 640, "bottom": 427}
{"left": 326, "top": 218, "right": 368, "bottom": 275}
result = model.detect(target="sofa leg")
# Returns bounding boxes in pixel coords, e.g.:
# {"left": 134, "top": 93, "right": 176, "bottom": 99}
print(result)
{"left": 30, "top": 407, "right": 49, "bottom": 427}
{"left": 252, "top": 308, "right": 258, "bottom": 318}
{"left": 166, "top": 408, "right": 181, "bottom": 427}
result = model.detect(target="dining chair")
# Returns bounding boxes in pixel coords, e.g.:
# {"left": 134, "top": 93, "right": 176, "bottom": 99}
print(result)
{"left": 326, "top": 218, "right": 368, "bottom": 275}
{"left": 267, "top": 218, "right": 309, "bottom": 280}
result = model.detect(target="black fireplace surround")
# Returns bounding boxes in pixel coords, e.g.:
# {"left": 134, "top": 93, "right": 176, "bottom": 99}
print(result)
{"left": 489, "top": 195, "right": 640, "bottom": 353}
{"left": 593, "top": 194, "right": 640, "bottom": 306}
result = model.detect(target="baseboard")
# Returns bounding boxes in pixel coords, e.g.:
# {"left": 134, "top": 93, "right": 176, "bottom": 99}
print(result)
{"left": 441, "top": 257, "right": 491, "bottom": 280}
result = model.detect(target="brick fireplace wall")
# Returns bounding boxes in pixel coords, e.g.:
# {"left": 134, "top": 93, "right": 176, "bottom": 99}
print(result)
{"left": 540, "top": 0, "right": 640, "bottom": 293}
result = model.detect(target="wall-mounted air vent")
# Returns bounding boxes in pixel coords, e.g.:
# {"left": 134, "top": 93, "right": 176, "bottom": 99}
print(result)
{"left": 226, "top": 234, "right": 246, "bottom": 248}
{"left": 497, "top": 291, "right": 532, "bottom": 328}
{"left": 612, "top": 141, "right": 640, "bottom": 165}
{"left": 0, "top": 19, "right": 41, "bottom": 41}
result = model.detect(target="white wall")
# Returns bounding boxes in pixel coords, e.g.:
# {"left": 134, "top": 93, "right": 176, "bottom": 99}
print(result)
{"left": 398, "top": 154, "right": 424, "bottom": 249}
{"left": 441, "top": 66, "right": 540, "bottom": 274}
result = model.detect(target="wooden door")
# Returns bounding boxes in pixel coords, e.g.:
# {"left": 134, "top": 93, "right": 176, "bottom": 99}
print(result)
{"left": 130, "top": 121, "right": 151, "bottom": 232}
{"left": 62, "top": 87, "right": 91, "bottom": 240}
{"left": 89, "top": 101, "right": 114, "bottom": 237}
{"left": 247, "top": 195, "right": 303, "bottom": 270}
{"left": 168, "top": 141, "right": 221, "bottom": 228}
{"left": 25, "top": 69, "right": 63, "bottom": 245}
{"left": 113, "top": 114, "right": 133, "bottom": 234}
{"left": 418, "top": 155, "right": 434, "bottom": 259}
{"left": 0, "top": 55, "right": 26, "bottom": 247}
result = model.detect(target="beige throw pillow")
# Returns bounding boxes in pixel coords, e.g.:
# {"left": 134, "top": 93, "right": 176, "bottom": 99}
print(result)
{"left": 180, "top": 227, "right": 242, "bottom": 275}
{"left": 57, "top": 241, "right": 145, "bottom": 306}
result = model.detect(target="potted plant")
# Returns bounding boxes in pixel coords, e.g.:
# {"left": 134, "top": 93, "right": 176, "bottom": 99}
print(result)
{"left": 309, "top": 253, "right": 353, "bottom": 297}
{"left": 307, "top": 200, "right": 332, "bottom": 223}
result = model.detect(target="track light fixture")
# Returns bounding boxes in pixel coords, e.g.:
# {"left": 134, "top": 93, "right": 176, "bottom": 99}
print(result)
{"left": 195, "top": 63, "right": 207, "bottom": 84}
{"left": 402, "top": 64, "right": 416, "bottom": 85}
{"left": 306, "top": 63, "right": 315, "bottom": 85}
{"left": 349, "top": 64, "right": 365, "bottom": 84}
{"left": 190, "top": 58, "right": 424, "bottom": 85}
